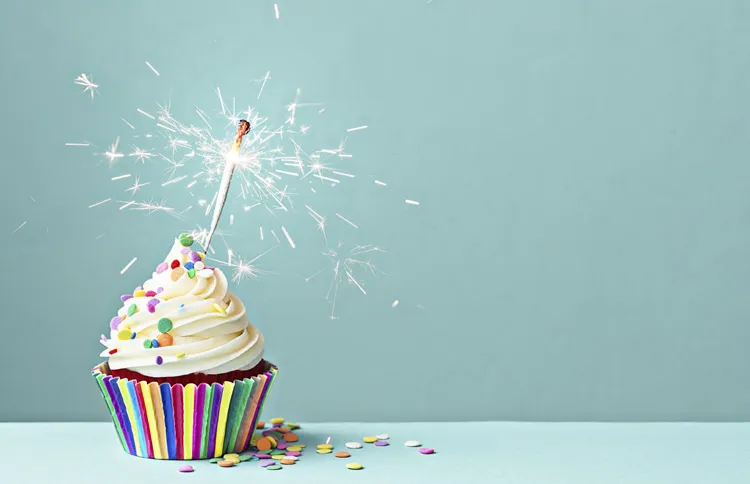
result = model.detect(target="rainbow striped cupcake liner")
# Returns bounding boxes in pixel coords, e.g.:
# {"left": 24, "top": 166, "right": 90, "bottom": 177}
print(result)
{"left": 92, "top": 362, "right": 277, "bottom": 459}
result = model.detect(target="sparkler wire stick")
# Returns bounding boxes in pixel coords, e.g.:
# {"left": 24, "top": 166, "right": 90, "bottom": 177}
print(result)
{"left": 204, "top": 119, "right": 251, "bottom": 251}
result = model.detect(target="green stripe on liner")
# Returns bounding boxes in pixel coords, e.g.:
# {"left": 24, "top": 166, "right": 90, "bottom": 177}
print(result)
{"left": 94, "top": 372, "right": 127, "bottom": 452}
{"left": 226, "top": 378, "right": 254, "bottom": 453}
{"left": 200, "top": 385, "right": 213, "bottom": 458}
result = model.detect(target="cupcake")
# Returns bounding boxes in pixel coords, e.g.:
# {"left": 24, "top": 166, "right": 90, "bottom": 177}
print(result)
{"left": 92, "top": 234, "right": 277, "bottom": 459}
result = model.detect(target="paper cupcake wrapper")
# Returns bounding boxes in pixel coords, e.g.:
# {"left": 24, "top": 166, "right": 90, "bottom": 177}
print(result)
{"left": 92, "top": 361, "right": 277, "bottom": 459}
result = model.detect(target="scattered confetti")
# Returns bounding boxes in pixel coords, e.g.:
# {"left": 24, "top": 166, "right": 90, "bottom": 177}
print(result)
{"left": 335, "top": 451, "right": 351, "bottom": 458}
{"left": 316, "top": 449, "right": 332, "bottom": 454}
{"left": 177, "top": 465, "right": 194, "bottom": 473}
{"left": 405, "top": 440, "right": 421, "bottom": 447}
{"left": 346, "top": 463, "right": 364, "bottom": 470}
{"left": 345, "top": 442, "right": 363, "bottom": 449}
{"left": 363, "top": 436, "right": 378, "bottom": 443}
{"left": 376, "top": 433, "right": 389, "bottom": 440}
{"left": 374, "top": 440, "right": 389, "bottom": 447}
{"left": 218, "top": 460, "right": 235, "bottom": 468}
{"left": 419, "top": 448, "right": 435, "bottom": 455}
{"left": 265, "top": 464, "right": 282, "bottom": 471}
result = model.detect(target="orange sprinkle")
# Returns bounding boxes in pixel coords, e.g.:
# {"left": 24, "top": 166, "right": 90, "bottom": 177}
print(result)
{"left": 277, "top": 427, "right": 290, "bottom": 434}
{"left": 218, "top": 460, "right": 235, "bottom": 467}
{"left": 280, "top": 459, "right": 296, "bottom": 465}
{"left": 256, "top": 437, "right": 272, "bottom": 451}
{"left": 256, "top": 421, "right": 265, "bottom": 429}
{"left": 283, "top": 433, "right": 299, "bottom": 443}
{"left": 335, "top": 451, "right": 351, "bottom": 458}
{"left": 156, "top": 333, "right": 173, "bottom": 347}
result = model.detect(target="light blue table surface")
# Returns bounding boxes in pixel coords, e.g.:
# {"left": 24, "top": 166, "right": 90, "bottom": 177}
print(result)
{"left": 1, "top": 422, "right": 748, "bottom": 483}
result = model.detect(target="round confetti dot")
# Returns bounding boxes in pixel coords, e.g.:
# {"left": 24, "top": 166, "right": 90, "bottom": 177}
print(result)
{"left": 256, "top": 421, "right": 265, "bottom": 429}
{"left": 265, "top": 465, "right": 282, "bottom": 471}
{"left": 239, "top": 455, "right": 253, "bottom": 462}
{"left": 155, "top": 356, "right": 164, "bottom": 365}
{"left": 171, "top": 267, "right": 185, "bottom": 281}
{"left": 282, "top": 455, "right": 298, "bottom": 461}
{"left": 285, "top": 451, "right": 301, "bottom": 457}
{"left": 280, "top": 459, "right": 295, "bottom": 465}
{"left": 147, "top": 305, "right": 156, "bottom": 313}
{"left": 198, "top": 269, "right": 213, "bottom": 279}
{"left": 256, "top": 438, "right": 271, "bottom": 451}
{"left": 283, "top": 433, "right": 298, "bottom": 443}
{"left": 117, "top": 329, "right": 132, "bottom": 341}
{"left": 271, "top": 455, "right": 284, "bottom": 461}
{"left": 127, "top": 304, "right": 138, "bottom": 316}
{"left": 157, "top": 287, "right": 164, "bottom": 293}
{"left": 179, "top": 233, "right": 194, "bottom": 246}
{"left": 287, "top": 422, "right": 301, "bottom": 430}
{"left": 345, "top": 442, "right": 363, "bottom": 449}
{"left": 335, "top": 452, "right": 351, "bottom": 458}
{"left": 404, "top": 440, "right": 421, "bottom": 447}
{"left": 133, "top": 290, "right": 145, "bottom": 298}
{"left": 259, "top": 461, "right": 276, "bottom": 468}
{"left": 148, "top": 298, "right": 160, "bottom": 307}
{"left": 363, "top": 436, "right": 378, "bottom": 443}
{"left": 255, "top": 453, "right": 271, "bottom": 459}
{"left": 143, "top": 339, "right": 153, "bottom": 349}
{"left": 195, "top": 261, "right": 205, "bottom": 270}
{"left": 317, "top": 444, "right": 333, "bottom": 450}
{"left": 376, "top": 433, "right": 389, "bottom": 440}
{"left": 270, "top": 449, "right": 286, "bottom": 456}
{"left": 110, "top": 316, "right": 122, "bottom": 330}
{"left": 224, "top": 453, "right": 239, "bottom": 460}
{"left": 217, "top": 460, "right": 234, "bottom": 467}
{"left": 346, "top": 463, "right": 363, "bottom": 470}
{"left": 151, "top": 339, "right": 160, "bottom": 348}
{"left": 170, "top": 259, "right": 180, "bottom": 269}
{"left": 120, "top": 294, "right": 133, "bottom": 302}
{"left": 187, "top": 268, "right": 196, "bottom": 278}
{"left": 157, "top": 318, "right": 173, "bottom": 333}
{"left": 419, "top": 448, "right": 435, "bottom": 455}
{"left": 374, "top": 441, "right": 389, "bottom": 447}
{"left": 269, "top": 417, "right": 285, "bottom": 425}
{"left": 156, "top": 333, "right": 173, "bottom": 347}
{"left": 277, "top": 442, "right": 288, "bottom": 450}
{"left": 277, "top": 427, "right": 290, "bottom": 434}
{"left": 209, "top": 458, "right": 221, "bottom": 463}
{"left": 178, "top": 465, "right": 194, "bottom": 473}
{"left": 287, "top": 446, "right": 303, "bottom": 453}
{"left": 316, "top": 449, "right": 332, "bottom": 454}
{"left": 267, "top": 436, "right": 278, "bottom": 448}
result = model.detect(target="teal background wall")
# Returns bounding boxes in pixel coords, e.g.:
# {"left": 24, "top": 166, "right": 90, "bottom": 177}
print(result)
{"left": 1, "top": 0, "right": 750, "bottom": 422}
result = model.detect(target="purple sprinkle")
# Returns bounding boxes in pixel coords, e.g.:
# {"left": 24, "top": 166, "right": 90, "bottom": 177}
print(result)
{"left": 276, "top": 442, "right": 288, "bottom": 450}
{"left": 180, "top": 247, "right": 190, "bottom": 254}
{"left": 155, "top": 262, "right": 168, "bottom": 274}
{"left": 259, "top": 461, "right": 276, "bottom": 467}
{"left": 155, "top": 356, "right": 163, "bottom": 365}
{"left": 120, "top": 294, "right": 133, "bottom": 302}
{"left": 255, "top": 453, "right": 271, "bottom": 459}
{"left": 157, "top": 287, "right": 164, "bottom": 294}
{"left": 190, "top": 252, "right": 201, "bottom": 262}
{"left": 148, "top": 298, "right": 160, "bottom": 306}
{"left": 145, "top": 290, "right": 156, "bottom": 297}
{"left": 374, "top": 441, "right": 389, "bottom": 447}
{"left": 419, "top": 448, "right": 435, "bottom": 455}
{"left": 110, "top": 316, "right": 122, "bottom": 330}
{"left": 148, "top": 305, "right": 156, "bottom": 313}
{"left": 285, "top": 451, "right": 301, "bottom": 457}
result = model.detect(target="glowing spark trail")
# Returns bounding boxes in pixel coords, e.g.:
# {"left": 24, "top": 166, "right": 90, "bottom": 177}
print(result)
{"left": 111, "top": 174, "right": 131, "bottom": 180}
{"left": 257, "top": 71, "right": 271, "bottom": 100}
{"left": 74, "top": 73, "right": 98, "bottom": 99}
{"left": 405, "top": 199, "right": 420, "bottom": 206}
{"left": 120, "top": 257, "right": 137, "bottom": 275}
{"left": 274, "top": 3, "right": 280, "bottom": 19}
{"left": 392, "top": 300, "right": 399, "bottom": 308}
{"left": 145, "top": 61, "right": 160, "bottom": 77}
{"left": 281, "top": 226, "right": 296, "bottom": 248}
{"left": 137, "top": 108, "right": 155, "bottom": 119}
{"left": 346, "top": 125, "right": 368, "bottom": 132}
{"left": 89, "top": 198, "right": 111, "bottom": 208}
{"left": 12, "top": 221, "right": 26, "bottom": 234}
{"left": 65, "top": 142, "right": 90, "bottom": 147}
{"left": 336, "top": 213, "right": 359, "bottom": 229}
{"left": 374, "top": 180, "right": 387, "bottom": 186}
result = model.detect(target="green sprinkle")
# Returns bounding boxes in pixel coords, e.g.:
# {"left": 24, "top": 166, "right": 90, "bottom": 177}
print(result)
{"left": 209, "top": 458, "right": 221, "bottom": 464}
{"left": 157, "top": 317, "right": 173, "bottom": 333}
{"left": 265, "top": 465, "right": 282, "bottom": 470}
{"left": 179, "top": 233, "right": 194, "bottom": 247}
{"left": 127, "top": 304, "right": 138, "bottom": 317}
{"left": 143, "top": 339, "right": 153, "bottom": 349}
{"left": 239, "top": 455, "right": 252, "bottom": 462}
{"left": 188, "top": 268, "right": 196, "bottom": 278}
{"left": 270, "top": 449, "right": 286, "bottom": 455}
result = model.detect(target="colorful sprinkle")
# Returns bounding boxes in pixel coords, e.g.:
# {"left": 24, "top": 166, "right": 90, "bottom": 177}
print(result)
{"left": 151, "top": 339, "right": 160, "bottom": 348}
{"left": 376, "top": 433, "right": 389, "bottom": 440}
{"left": 195, "top": 261, "right": 205, "bottom": 270}
{"left": 145, "top": 290, "right": 156, "bottom": 297}
{"left": 130, "top": 332, "right": 137, "bottom": 340}
{"left": 176, "top": 352, "right": 186, "bottom": 359}
{"left": 187, "top": 268, "right": 196, "bottom": 278}
{"left": 270, "top": 417, "right": 285, "bottom": 425}
{"left": 143, "top": 339, "right": 153, "bottom": 349}
{"left": 285, "top": 451, "right": 301, "bottom": 457}
{"left": 178, "top": 465, "right": 194, "bottom": 473}
{"left": 280, "top": 459, "right": 295, "bottom": 465}
{"left": 256, "top": 421, "right": 265, "bottom": 429}
{"left": 239, "top": 455, "right": 253, "bottom": 462}
{"left": 190, "top": 251, "right": 201, "bottom": 262}
{"left": 218, "top": 460, "right": 234, "bottom": 468}
{"left": 209, "top": 458, "right": 221, "bottom": 463}
{"left": 283, "top": 433, "right": 298, "bottom": 443}
{"left": 157, "top": 318, "right": 173, "bottom": 333}
{"left": 316, "top": 449, "right": 332, "bottom": 454}
{"left": 270, "top": 449, "right": 286, "bottom": 456}
{"left": 198, "top": 269, "right": 214, "bottom": 279}
{"left": 267, "top": 436, "right": 278, "bottom": 448}
{"left": 156, "top": 262, "right": 168, "bottom": 274}
{"left": 147, "top": 305, "right": 156, "bottom": 313}
{"left": 256, "top": 438, "right": 272, "bottom": 451}
{"left": 156, "top": 333, "right": 173, "bottom": 347}
{"left": 180, "top": 247, "right": 190, "bottom": 254}
{"left": 287, "top": 446, "right": 303, "bottom": 452}
{"left": 108, "top": 348, "right": 118, "bottom": 355}
{"left": 346, "top": 463, "right": 363, "bottom": 470}
{"left": 184, "top": 261, "right": 195, "bottom": 270}
{"left": 120, "top": 294, "right": 133, "bottom": 302}
{"left": 171, "top": 267, "right": 185, "bottom": 281}
{"left": 170, "top": 259, "right": 180, "bottom": 269}
{"left": 213, "top": 303, "right": 227, "bottom": 316}
{"left": 133, "top": 290, "right": 145, "bottom": 298}
{"left": 404, "top": 440, "right": 421, "bottom": 447}
{"left": 345, "top": 442, "right": 363, "bottom": 449}
{"left": 127, "top": 304, "right": 138, "bottom": 316}
{"left": 317, "top": 444, "right": 333, "bottom": 450}
{"left": 277, "top": 442, "right": 288, "bottom": 450}
{"left": 155, "top": 356, "right": 164, "bottom": 365}
{"left": 363, "top": 436, "right": 378, "bottom": 443}
{"left": 179, "top": 233, "right": 194, "bottom": 246}
{"left": 282, "top": 455, "right": 298, "bottom": 461}
{"left": 265, "top": 465, "right": 282, "bottom": 471}
{"left": 374, "top": 440, "right": 389, "bottom": 447}
{"left": 117, "top": 329, "right": 132, "bottom": 340}
{"left": 287, "top": 422, "right": 301, "bottom": 430}
{"left": 335, "top": 451, "right": 351, "bottom": 458}
{"left": 157, "top": 287, "right": 164, "bottom": 294}
{"left": 110, "top": 316, "right": 122, "bottom": 330}
{"left": 419, "top": 448, "right": 435, "bottom": 455}
{"left": 259, "top": 461, "right": 276, "bottom": 468}
{"left": 255, "top": 453, "right": 271, "bottom": 459}
{"left": 271, "top": 455, "right": 285, "bottom": 461}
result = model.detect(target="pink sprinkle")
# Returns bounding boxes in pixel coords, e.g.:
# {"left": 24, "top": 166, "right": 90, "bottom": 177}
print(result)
{"left": 190, "top": 252, "right": 201, "bottom": 262}
{"left": 100, "top": 333, "right": 108, "bottom": 342}
{"left": 178, "top": 465, "right": 194, "bottom": 473}
{"left": 419, "top": 448, "right": 435, "bottom": 455}
{"left": 110, "top": 316, "right": 122, "bottom": 330}
{"left": 148, "top": 298, "right": 160, "bottom": 306}
{"left": 180, "top": 247, "right": 190, "bottom": 254}
{"left": 148, "top": 305, "right": 156, "bottom": 313}
{"left": 156, "top": 262, "right": 168, "bottom": 274}
{"left": 145, "top": 290, "right": 156, "bottom": 297}
{"left": 157, "top": 287, "right": 164, "bottom": 294}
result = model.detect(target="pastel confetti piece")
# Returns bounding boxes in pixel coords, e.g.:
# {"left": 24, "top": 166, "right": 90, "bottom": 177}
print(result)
{"left": 120, "top": 294, "right": 133, "bottom": 302}
{"left": 156, "top": 262, "right": 168, "bottom": 273}
{"left": 110, "top": 316, "right": 122, "bottom": 330}
{"left": 158, "top": 318, "right": 173, "bottom": 333}
{"left": 178, "top": 465, "right": 194, "bottom": 473}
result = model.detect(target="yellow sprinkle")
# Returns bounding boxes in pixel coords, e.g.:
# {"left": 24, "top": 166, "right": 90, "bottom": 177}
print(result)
{"left": 317, "top": 444, "right": 333, "bottom": 450}
{"left": 117, "top": 329, "right": 132, "bottom": 341}
{"left": 250, "top": 435, "right": 260, "bottom": 446}
{"left": 213, "top": 303, "right": 227, "bottom": 316}
{"left": 287, "top": 446, "right": 302, "bottom": 452}
{"left": 363, "top": 436, "right": 378, "bottom": 443}
{"left": 120, "top": 313, "right": 127, "bottom": 321}
{"left": 198, "top": 252, "right": 205, "bottom": 260}
{"left": 267, "top": 436, "right": 277, "bottom": 448}
{"left": 346, "top": 462, "right": 363, "bottom": 470}
{"left": 176, "top": 353, "right": 186, "bottom": 359}
{"left": 287, "top": 422, "right": 300, "bottom": 430}
{"left": 297, "top": 444, "right": 306, "bottom": 448}
{"left": 316, "top": 449, "right": 332, "bottom": 454}
{"left": 269, "top": 417, "right": 285, "bottom": 425}
{"left": 271, "top": 455, "right": 285, "bottom": 460}
{"left": 224, "top": 453, "right": 239, "bottom": 460}
{"left": 133, "top": 290, "right": 145, "bottom": 297}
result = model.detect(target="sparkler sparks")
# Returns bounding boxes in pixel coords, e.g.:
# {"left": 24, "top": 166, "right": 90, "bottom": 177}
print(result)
{"left": 120, "top": 257, "right": 138, "bottom": 274}
{"left": 12, "top": 221, "right": 27, "bottom": 234}
{"left": 74, "top": 73, "right": 98, "bottom": 99}
{"left": 145, "top": 61, "right": 160, "bottom": 77}
{"left": 318, "top": 243, "right": 385, "bottom": 319}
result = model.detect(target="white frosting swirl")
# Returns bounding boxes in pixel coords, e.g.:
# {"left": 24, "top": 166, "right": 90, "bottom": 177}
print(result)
{"left": 100, "top": 239, "right": 264, "bottom": 377}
